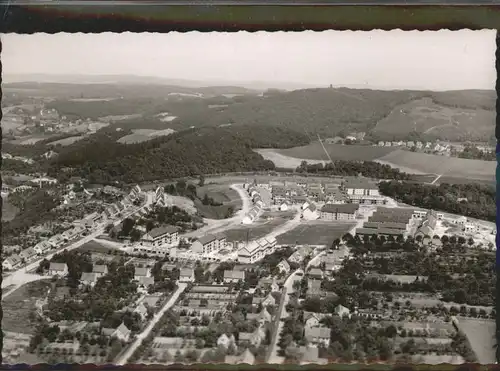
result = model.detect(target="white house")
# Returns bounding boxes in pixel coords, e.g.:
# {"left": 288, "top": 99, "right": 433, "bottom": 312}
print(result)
{"left": 49, "top": 262, "right": 69, "bottom": 277}
{"left": 140, "top": 225, "right": 179, "bottom": 248}
{"left": 48, "top": 234, "right": 65, "bottom": 249}
{"left": 223, "top": 270, "right": 245, "bottom": 283}
{"left": 279, "top": 201, "right": 290, "bottom": 212}
{"left": 3, "top": 255, "right": 22, "bottom": 270}
{"left": 134, "top": 267, "right": 151, "bottom": 281}
{"left": 179, "top": 268, "right": 195, "bottom": 282}
{"left": 34, "top": 240, "right": 52, "bottom": 255}
{"left": 335, "top": 304, "right": 351, "bottom": 318}
{"left": 19, "top": 247, "right": 37, "bottom": 262}
{"left": 191, "top": 233, "right": 226, "bottom": 255}
{"left": 237, "top": 237, "right": 276, "bottom": 264}
{"left": 277, "top": 259, "right": 291, "bottom": 274}
{"left": 217, "top": 333, "right": 236, "bottom": 349}
{"left": 80, "top": 272, "right": 98, "bottom": 287}
{"left": 112, "top": 322, "right": 131, "bottom": 342}
{"left": 92, "top": 264, "right": 108, "bottom": 278}
{"left": 302, "top": 203, "right": 319, "bottom": 221}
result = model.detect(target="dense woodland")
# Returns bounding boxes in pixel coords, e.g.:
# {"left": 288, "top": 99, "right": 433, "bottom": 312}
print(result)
{"left": 379, "top": 181, "right": 496, "bottom": 222}
{"left": 297, "top": 161, "right": 411, "bottom": 180}
{"left": 45, "top": 126, "right": 308, "bottom": 184}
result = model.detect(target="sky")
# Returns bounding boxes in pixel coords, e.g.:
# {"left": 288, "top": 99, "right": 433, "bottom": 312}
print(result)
{"left": 2, "top": 30, "right": 496, "bottom": 91}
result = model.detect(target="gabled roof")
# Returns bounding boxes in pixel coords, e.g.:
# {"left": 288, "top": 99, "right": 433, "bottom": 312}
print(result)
{"left": 278, "top": 259, "right": 290, "bottom": 271}
{"left": 148, "top": 225, "right": 178, "bottom": 239}
{"left": 93, "top": 264, "right": 108, "bottom": 274}
{"left": 49, "top": 262, "right": 67, "bottom": 271}
{"left": 320, "top": 203, "right": 359, "bottom": 214}
{"left": 197, "top": 234, "right": 217, "bottom": 245}
{"left": 180, "top": 268, "right": 194, "bottom": 277}
{"left": 135, "top": 267, "right": 150, "bottom": 277}
{"left": 116, "top": 322, "right": 131, "bottom": 337}
{"left": 80, "top": 272, "right": 98, "bottom": 282}
{"left": 224, "top": 270, "right": 245, "bottom": 280}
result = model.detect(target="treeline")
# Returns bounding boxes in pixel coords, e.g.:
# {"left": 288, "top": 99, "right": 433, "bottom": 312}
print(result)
{"left": 47, "top": 126, "right": 309, "bottom": 184}
{"left": 379, "top": 181, "right": 495, "bottom": 222}
{"left": 3, "top": 189, "right": 61, "bottom": 238}
{"left": 457, "top": 145, "right": 495, "bottom": 161}
{"left": 296, "top": 160, "right": 410, "bottom": 180}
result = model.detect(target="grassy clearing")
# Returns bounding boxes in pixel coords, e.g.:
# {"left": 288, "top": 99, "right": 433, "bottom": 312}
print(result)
{"left": 78, "top": 240, "right": 116, "bottom": 254}
{"left": 377, "top": 150, "right": 495, "bottom": 180}
{"left": 47, "top": 135, "right": 85, "bottom": 146}
{"left": 224, "top": 218, "right": 290, "bottom": 243}
{"left": 273, "top": 142, "right": 396, "bottom": 162}
{"left": 2, "top": 280, "right": 53, "bottom": 334}
{"left": 276, "top": 221, "right": 355, "bottom": 246}
{"left": 373, "top": 97, "right": 494, "bottom": 141}
{"left": 194, "top": 184, "right": 243, "bottom": 219}
{"left": 2, "top": 198, "right": 20, "bottom": 222}
{"left": 456, "top": 319, "right": 496, "bottom": 364}
{"left": 117, "top": 128, "right": 175, "bottom": 144}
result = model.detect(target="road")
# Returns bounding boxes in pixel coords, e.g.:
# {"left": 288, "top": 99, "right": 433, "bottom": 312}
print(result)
{"left": 266, "top": 269, "right": 300, "bottom": 364}
{"left": 115, "top": 282, "right": 188, "bottom": 365}
{"left": 2, "top": 192, "right": 154, "bottom": 296}
{"left": 182, "top": 184, "right": 251, "bottom": 239}
{"left": 264, "top": 208, "right": 302, "bottom": 240}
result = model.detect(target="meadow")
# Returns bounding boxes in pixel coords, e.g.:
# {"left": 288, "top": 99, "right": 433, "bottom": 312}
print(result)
{"left": 276, "top": 221, "right": 355, "bottom": 246}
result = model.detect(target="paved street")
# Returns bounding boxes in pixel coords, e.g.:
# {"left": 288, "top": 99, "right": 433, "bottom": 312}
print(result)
{"left": 115, "top": 282, "right": 188, "bottom": 365}
{"left": 266, "top": 269, "right": 300, "bottom": 364}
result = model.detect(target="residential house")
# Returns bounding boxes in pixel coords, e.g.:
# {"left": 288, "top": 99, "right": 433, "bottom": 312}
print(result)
{"left": 308, "top": 268, "right": 324, "bottom": 280}
{"left": 110, "top": 322, "right": 131, "bottom": 342}
{"left": 304, "top": 326, "right": 331, "bottom": 347}
{"left": 140, "top": 225, "right": 179, "bottom": 248}
{"left": 307, "top": 279, "right": 323, "bottom": 297}
{"left": 224, "top": 270, "right": 245, "bottom": 283}
{"left": 335, "top": 304, "right": 351, "bottom": 318}
{"left": 217, "top": 333, "right": 236, "bottom": 349}
{"left": 34, "top": 240, "right": 52, "bottom": 255}
{"left": 343, "top": 177, "right": 384, "bottom": 205}
{"left": 92, "top": 264, "right": 108, "bottom": 278}
{"left": 320, "top": 203, "right": 359, "bottom": 221}
{"left": 179, "top": 268, "right": 195, "bottom": 282}
{"left": 191, "top": 233, "right": 226, "bottom": 254}
{"left": 137, "top": 276, "right": 155, "bottom": 288}
{"left": 302, "top": 202, "right": 319, "bottom": 221}
{"left": 253, "top": 293, "right": 276, "bottom": 307}
{"left": 237, "top": 237, "right": 276, "bottom": 264}
{"left": 277, "top": 259, "right": 291, "bottom": 274}
{"left": 133, "top": 303, "right": 149, "bottom": 320}
{"left": 48, "top": 262, "right": 69, "bottom": 277}
{"left": 288, "top": 246, "right": 313, "bottom": 264}
{"left": 19, "top": 247, "right": 37, "bottom": 262}
{"left": 80, "top": 272, "right": 98, "bottom": 287}
{"left": 247, "top": 307, "right": 273, "bottom": 325}
{"left": 3, "top": 255, "right": 22, "bottom": 270}
{"left": 48, "top": 234, "right": 65, "bottom": 249}
{"left": 239, "top": 326, "right": 266, "bottom": 348}
{"left": 304, "top": 312, "right": 327, "bottom": 329}
{"left": 134, "top": 267, "right": 151, "bottom": 281}
{"left": 279, "top": 201, "right": 291, "bottom": 212}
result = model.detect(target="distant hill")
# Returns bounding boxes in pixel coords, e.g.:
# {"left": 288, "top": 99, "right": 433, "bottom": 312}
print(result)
{"left": 5, "top": 81, "right": 495, "bottom": 142}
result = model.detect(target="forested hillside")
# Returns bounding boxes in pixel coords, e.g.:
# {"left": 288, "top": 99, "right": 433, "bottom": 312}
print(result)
{"left": 46, "top": 126, "right": 309, "bottom": 184}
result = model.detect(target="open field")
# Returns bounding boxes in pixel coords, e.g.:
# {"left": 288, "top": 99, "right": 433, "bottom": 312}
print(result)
{"left": 2, "top": 197, "right": 20, "bottom": 222}
{"left": 276, "top": 221, "right": 355, "bottom": 246}
{"left": 194, "top": 184, "right": 243, "bottom": 219}
{"left": 47, "top": 135, "right": 85, "bottom": 146}
{"left": 2, "top": 280, "right": 53, "bottom": 334}
{"left": 271, "top": 142, "right": 397, "bottom": 162}
{"left": 456, "top": 319, "right": 496, "bottom": 364}
{"left": 376, "top": 150, "right": 495, "bottom": 180}
{"left": 78, "top": 240, "right": 116, "bottom": 254}
{"left": 117, "top": 128, "right": 176, "bottom": 144}
{"left": 373, "top": 97, "right": 495, "bottom": 141}
{"left": 224, "top": 211, "right": 295, "bottom": 242}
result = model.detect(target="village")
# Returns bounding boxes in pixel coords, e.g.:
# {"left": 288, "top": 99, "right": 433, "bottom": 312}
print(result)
{"left": 1, "top": 172, "right": 496, "bottom": 365}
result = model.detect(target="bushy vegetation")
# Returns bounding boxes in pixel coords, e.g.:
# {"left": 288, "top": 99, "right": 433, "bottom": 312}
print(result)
{"left": 379, "top": 181, "right": 496, "bottom": 222}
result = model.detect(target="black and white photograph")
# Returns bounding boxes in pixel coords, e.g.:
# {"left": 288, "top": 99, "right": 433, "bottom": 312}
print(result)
{"left": 1, "top": 30, "right": 497, "bottom": 365}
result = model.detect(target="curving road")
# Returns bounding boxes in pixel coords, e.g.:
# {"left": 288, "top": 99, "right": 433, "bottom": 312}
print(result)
{"left": 115, "top": 282, "right": 188, "bottom": 365}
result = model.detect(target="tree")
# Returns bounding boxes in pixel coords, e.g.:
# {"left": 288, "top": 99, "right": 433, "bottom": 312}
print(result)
{"left": 198, "top": 175, "right": 205, "bottom": 187}
{"left": 121, "top": 218, "right": 135, "bottom": 236}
